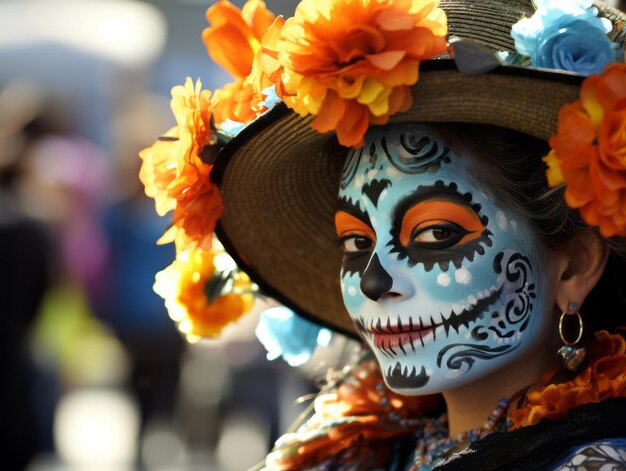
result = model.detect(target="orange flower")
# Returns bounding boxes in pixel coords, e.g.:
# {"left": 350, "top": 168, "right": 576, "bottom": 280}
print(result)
{"left": 212, "top": 78, "right": 264, "bottom": 126}
{"left": 158, "top": 164, "right": 222, "bottom": 251}
{"left": 509, "top": 330, "right": 626, "bottom": 429}
{"left": 139, "top": 78, "right": 223, "bottom": 251}
{"left": 545, "top": 62, "right": 626, "bottom": 237}
{"left": 202, "top": 0, "right": 275, "bottom": 80}
{"left": 203, "top": 0, "right": 281, "bottom": 126}
{"left": 267, "top": 0, "right": 448, "bottom": 147}
{"left": 154, "top": 246, "right": 254, "bottom": 340}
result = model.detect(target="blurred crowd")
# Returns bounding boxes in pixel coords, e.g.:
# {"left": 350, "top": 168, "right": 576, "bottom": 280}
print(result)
{"left": 0, "top": 70, "right": 309, "bottom": 470}
{"left": 0, "top": 0, "right": 329, "bottom": 469}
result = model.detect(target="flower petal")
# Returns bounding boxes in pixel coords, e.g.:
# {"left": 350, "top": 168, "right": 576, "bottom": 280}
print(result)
{"left": 365, "top": 50, "right": 407, "bottom": 70}
{"left": 311, "top": 89, "right": 346, "bottom": 133}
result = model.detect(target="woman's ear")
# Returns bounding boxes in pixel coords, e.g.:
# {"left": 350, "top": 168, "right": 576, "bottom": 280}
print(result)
{"left": 555, "top": 231, "right": 609, "bottom": 312}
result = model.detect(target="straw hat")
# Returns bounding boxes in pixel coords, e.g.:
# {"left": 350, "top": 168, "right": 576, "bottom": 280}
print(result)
{"left": 212, "top": 0, "right": 625, "bottom": 337}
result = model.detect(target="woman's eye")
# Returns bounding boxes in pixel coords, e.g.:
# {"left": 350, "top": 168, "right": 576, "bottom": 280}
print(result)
{"left": 416, "top": 227, "right": 452, "bottom": 242}
{"left": 412, "top": 223, "right": 468, "bottom": 248}
{"left": 341, "top": 236, "right": 373, "bottom": 254}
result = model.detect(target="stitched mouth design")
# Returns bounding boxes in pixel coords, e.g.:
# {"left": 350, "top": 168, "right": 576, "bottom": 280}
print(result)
{"left": 355, "top": 283, "right": 503, "bottom": 357}
{"left": 386, "top": 362, "right": 430, "bottom": 389}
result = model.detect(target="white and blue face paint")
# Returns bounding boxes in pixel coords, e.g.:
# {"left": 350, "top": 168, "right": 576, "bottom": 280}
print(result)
{"left": 335, "top": 123, "right": 550, "bottom": 394}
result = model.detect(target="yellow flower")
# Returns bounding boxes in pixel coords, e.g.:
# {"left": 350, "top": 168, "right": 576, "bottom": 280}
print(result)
{"left": 543, "top": 149, "right": 564, "bottom": 187}
{"left": 171, "top": 77, "right": 214, "bottom": 160}
{"left": 138, "top": 127, "right": 180, "bottom": 217}
{"left": 154, "top": 246, "right": 255, "bottom": 340}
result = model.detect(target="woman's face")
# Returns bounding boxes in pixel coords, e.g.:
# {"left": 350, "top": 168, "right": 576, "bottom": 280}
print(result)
{"left": 335, "top": 123, "right": 553, "bottom": 394}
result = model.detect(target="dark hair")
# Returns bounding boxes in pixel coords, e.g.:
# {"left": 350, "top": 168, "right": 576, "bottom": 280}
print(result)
{"left": 436, "top": 123, "right": 626, "bottom": 334}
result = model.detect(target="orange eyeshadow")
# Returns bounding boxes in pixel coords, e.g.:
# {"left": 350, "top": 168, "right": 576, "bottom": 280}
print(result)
{"left": 399, "top": 200, "right": 485, "bottom": 246}
{"left": 335, "top": 211, "right": 376, "bottom": 242}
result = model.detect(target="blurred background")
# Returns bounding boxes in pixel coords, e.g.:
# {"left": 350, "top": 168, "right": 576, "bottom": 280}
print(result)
{"left": 0, "top": 0, "right": 624, "bottom": 470}
{"left": 0, "top": 0, "right": 361, "bottom": 469}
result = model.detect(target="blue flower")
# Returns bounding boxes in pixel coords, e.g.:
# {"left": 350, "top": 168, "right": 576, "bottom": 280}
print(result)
{"left": 255, "top": 306, "right": 332, "bottom": 367}
{"left": 511, "top": 0, "right": 616, "bottom": 76}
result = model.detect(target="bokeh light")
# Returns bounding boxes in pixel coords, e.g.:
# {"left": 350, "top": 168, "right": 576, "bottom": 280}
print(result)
{"left": 54, "top": 389, "right": 140, "bottom": 468}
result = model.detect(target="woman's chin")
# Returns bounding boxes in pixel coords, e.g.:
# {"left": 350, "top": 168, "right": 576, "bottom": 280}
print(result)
{"left": 368, "top": 337, "right": 528, "bottom": 396}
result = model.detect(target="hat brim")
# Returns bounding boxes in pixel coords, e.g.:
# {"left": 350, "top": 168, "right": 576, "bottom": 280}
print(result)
{"left": 212, "top": 59, "right": 583, "bottom": 339}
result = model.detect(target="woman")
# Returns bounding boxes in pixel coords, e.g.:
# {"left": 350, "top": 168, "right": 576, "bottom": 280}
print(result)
{"left": 140, "top": 0, "right": 626, "bottom": 468}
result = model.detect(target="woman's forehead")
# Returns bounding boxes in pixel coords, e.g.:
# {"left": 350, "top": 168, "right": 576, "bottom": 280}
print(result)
{"left": 339, "top": 123, "right": 483, "bottom": 205}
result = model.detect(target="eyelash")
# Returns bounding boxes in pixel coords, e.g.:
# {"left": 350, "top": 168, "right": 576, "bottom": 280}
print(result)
{"left": 337, "top": 232, "right": 374, "bottom": 253}
{"left": 410, "top": 221, "right": 470, "bottom": 249}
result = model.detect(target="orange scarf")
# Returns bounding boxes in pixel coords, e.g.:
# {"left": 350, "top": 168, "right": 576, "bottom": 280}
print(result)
{"left": 509, "top": 329, "right": 626, "bottom": 429}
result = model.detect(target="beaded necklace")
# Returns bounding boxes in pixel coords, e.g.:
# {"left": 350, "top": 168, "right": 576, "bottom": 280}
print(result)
{"left": 410, "top": 398, "right": 510, "bottom": 471}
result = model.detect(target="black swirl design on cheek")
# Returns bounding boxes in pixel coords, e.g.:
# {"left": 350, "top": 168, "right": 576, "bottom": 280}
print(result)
{"left": 435, "top": 251, "right": 535, "bottom": 370}
{"left": 436, "top": 343, "right": 517, "bottom": 371}
{"left": 471, "top": 325, "right": 489, "bottom": 341}
{"left": 387, "top": 180, "right": 493, "bottom": 272}
{"left": 385, "top": 362, "right": 430, "bottom": 389}
{"left": 340, "top": 147, "right": 363, "bottom": 190}
{"left": 488, "top": 251, "right": 536, "bottom": 338}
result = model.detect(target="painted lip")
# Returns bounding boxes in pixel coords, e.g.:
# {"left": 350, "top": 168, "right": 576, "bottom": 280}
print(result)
{"left": 368, "top": 319, "right": 438, "bottom": 355}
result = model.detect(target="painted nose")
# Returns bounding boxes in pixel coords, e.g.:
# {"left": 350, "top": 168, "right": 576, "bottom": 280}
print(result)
{"left": 360, "top": 253, "right": 395, "bottom": 301}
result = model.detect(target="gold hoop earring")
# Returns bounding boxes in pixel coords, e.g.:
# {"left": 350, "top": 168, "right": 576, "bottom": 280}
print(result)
{"left": 557, "top": 303, "right": 586, "bottom": 372}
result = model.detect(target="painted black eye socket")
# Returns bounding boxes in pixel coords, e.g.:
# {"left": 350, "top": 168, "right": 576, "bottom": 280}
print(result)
{"left": 340, "top": 235, "right": 374, "bottom": 254}
{"left": 411, "top": 222, "right": 470, "bottom": 249}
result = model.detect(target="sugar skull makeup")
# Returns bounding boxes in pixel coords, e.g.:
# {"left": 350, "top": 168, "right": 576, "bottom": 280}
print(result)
{"left": 336, "top": 123, "right": 551, "bottom": 394}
